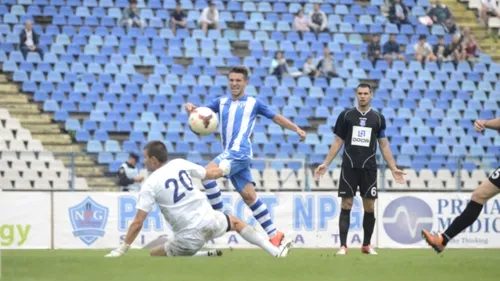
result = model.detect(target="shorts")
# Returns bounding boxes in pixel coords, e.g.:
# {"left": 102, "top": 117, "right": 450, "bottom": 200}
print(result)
{"left": 164, "top": 211, "right": 230, "bottom": 257}
{"left": 338, "top": 166, "right": 378, "bottom": 199}
{"left": 488, "top": 166, "right": 500, "bottom": 189}
{"left": 213, "top": 151, "right": 255, "bottom": 192}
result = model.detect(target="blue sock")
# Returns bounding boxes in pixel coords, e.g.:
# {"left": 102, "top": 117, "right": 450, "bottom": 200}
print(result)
{"left": 203, "top": 180, "right": 223, "bottom": 211}
{"left": 249, "top": 197, "right": 277, "bottom": 238}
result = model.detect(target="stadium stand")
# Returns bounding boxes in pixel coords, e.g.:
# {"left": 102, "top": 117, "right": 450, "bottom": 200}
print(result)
{"left": 0, "top": 0, "right": 498, "bottom": 191}
{"left": 0, "top": 108, "right": 89, "bottom": 190}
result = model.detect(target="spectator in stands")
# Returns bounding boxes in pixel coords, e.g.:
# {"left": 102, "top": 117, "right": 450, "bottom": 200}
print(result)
{"left": 317, "top": 46, "right": 338, "bottom": 79}
{"left": 199, "top": 1, "right": 219, "bottom": 33}
{"left": 117, "top": 153, "right": 144, "bottom": 192}
{"left": 367, "top": 34, "right": 382, "bottom": 64}
{"left": 19, "top": 20, "right": 43, "bottom": 60}
{"left": 270, "top": 51, "right": 289, "bottom": 79}
{"left": 389, "top": 0, "right": 410, "bottom": 25}
{"left": 308, "top": 4, "right": 328, "bottom": 33}
{"left": 427, "top": 0, "right": 457, "bottom": 34}
{"left": 434, "top": 36, "right": 448, "bottom": 62}
{"left": 414, "top": 35, "right": 437, "bottom": 62}
{"left": 444, "top": 33, "right": 466, "bottom": 63}
{"left": 170, "top": 2, "right": 187, "bottom": 35}
{"left": 481, "top": 0, "right": 500, "bottom": 23}
{"left": 294, "top": 9, "right": 310, "bottom": 37}
{"left": 121, "top": 0, "right": 143, "bottom": 28}
{"left": 383, "top": 34, "right": 405, "bottom": 64}
{"left": 303, "top": 56, "right": 320, "bottom": 78}
{"left": 464, "top": 31, "right": 481, "bottom": 62}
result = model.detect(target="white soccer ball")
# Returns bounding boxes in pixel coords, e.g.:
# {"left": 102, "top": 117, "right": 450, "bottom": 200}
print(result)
{"left": 188, "top": 107, "right": 219, "bottom": 136}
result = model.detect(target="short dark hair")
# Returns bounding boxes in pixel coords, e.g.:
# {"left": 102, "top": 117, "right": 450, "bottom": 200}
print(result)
{"left": 419, "top": 35, "right": 427, "bottom": 41}
{"left": 228, "top": 66, "right": 249, "bottom": 80}
{"left": 144, "top": 141, "right": 168, "bottom": 163}
{"left": 129, "top": 153, "right": 139, "bottom": 162}
{"left": 356, "top": 83, "right": 372, "bottom": 93}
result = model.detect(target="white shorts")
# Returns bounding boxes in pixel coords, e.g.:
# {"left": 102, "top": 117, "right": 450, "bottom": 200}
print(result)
{"left": 164, "top": 211, "right": 229, "bottom": 257}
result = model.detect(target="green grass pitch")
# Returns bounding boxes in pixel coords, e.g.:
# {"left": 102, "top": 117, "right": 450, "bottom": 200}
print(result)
{"left": 2, "top": 249, "right": 500, "bottom": 281}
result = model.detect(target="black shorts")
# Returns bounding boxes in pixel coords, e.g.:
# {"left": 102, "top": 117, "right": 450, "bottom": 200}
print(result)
{"left": 488, "top": 166, "right": 500, "bottom": 189}
{"left": 338, "top": 167, "right": 378, "bottom": 198}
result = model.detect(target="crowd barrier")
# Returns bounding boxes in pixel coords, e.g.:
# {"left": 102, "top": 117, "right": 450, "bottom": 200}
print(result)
{"left": 1, "top": 192, "right": 499, "bottom": 249}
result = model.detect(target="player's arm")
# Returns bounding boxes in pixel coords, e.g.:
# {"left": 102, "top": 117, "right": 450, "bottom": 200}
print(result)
{"left": 321, "top": 136, "right": 345, "bottom": 168}
{"left": 377, "top": 115, "right": 406, "bottom": 184}
{"left": 378, "top": 138, "right": 397, "bottom": 171}
{"left": 476, "top": 118, "right": 500, "bottom": 131}
{"left": 184, "top": 97, "right": 220, "bottom": 114}
{"left": 257, "top": 99, "right": 306, "bottom": 140}
{"left": 105, "top": 185, "right": 155, "bottom": 258}
{"left": 315, "top": 112, "right": 347, "bottom": 178}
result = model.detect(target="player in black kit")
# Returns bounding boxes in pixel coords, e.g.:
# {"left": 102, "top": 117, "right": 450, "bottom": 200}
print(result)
{"left": 422, "top": 118, "right": 500, "bottom": 253}
{"left": 315, "top": 83, "right": 406, "bottom": 255}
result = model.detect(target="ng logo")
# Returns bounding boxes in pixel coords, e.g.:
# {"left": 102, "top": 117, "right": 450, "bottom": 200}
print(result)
{"left": 382, "top": 196, "right": 433, "bottom": 244}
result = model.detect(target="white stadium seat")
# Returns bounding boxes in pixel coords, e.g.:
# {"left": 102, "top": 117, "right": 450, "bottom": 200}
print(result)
{"left": 34, "top": 180, "right": 52, "bottom": 189}
{"left": 27, "top": 140, "right": 44, "bottom": 151}
{"left": 22, "top": 170, "right": 39, "bottom": 180}
{"left": 20, "top": 151, "right": 36, "bottom": 161}
{"left": 38, "top": 151, "right": 54, "bottom": 161}
{"left": 0, "top": 128, "right": 15, "bottom": 140}
{"left": 1, "top": 151, "right": 18, "bottom": 161}
{"left": 30, "top": 160, "right": 47, "bottom": 171}
{"left": 9, "top": 140, "right": 27, "bottom": 151}
{"left": 16, "top": 128, "right": 32, "bottom": 140}
{"left": 11, "top": 159, "right": 28, "bottom": 170}
{"left": 4, "top": 119, "right": 21, "bottom": 130}
{"left": 15, "top": 179, "right": 32, "bottom": 189}
{"left": 75, "top": 178, "right": 89, "bottom": 190}
{"left": 0, "top": 108, "right": 11, "bottom": 120}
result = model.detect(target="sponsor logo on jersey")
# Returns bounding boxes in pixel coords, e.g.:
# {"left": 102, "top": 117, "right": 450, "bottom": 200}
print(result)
{"left": 351, "top": 126, "right": 372, "bottom": 147}
{"left": 359, "top": 119, "right": 366, "bottom": 127}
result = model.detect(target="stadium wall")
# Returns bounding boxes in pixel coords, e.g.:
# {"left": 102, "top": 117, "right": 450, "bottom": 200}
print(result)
{"left": 1, "top": 192, "right": 499, "bottom": 249}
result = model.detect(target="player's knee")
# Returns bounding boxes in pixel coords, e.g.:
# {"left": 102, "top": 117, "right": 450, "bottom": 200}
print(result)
{"left": 363, "top": 199, "right": 375, "bottom": 212}
{"left": 471, "top": 186, "right": 492, "bottom": 205}
{"left": 228, "top": 215, "right": 246, "bottom": 232}
{"left": 240, "top": 184, "right": 257, "bottom": 205}
{"left": 341, "top": 198, "right": 353, "bottom": 209}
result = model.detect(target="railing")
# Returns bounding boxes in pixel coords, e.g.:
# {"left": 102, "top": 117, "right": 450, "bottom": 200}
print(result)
{"left": 0, "top": 151, "right": 496, "bottom": 191}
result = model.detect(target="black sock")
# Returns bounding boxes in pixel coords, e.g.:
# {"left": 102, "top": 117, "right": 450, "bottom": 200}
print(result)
{"left": 363, "top": 212, "right": 376, "bottom": 246}
{"left": 442, "top": 200, "right": 483, "bottom": 245}
{"left": 339, "top": 208, "right": 351, "bottom": 247}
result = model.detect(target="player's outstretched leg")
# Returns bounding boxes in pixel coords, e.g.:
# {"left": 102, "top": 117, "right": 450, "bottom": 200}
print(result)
{"left": 229, "top": 214, "right": 293, "bottom": 258}
{"left": 422, "top": 178, "right": 500, "bottom": 253}
{"left": 240, "top": 183, "right": 284, "bottom": 246}
{"left": 203, "top": 162, "right": 224, "bottom": 211}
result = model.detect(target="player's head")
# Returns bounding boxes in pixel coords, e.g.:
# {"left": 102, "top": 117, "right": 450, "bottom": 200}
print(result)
{"left": 356, "top": 83, "right": 372, "bottom": 108}
{"left": 143, "top": 141, "right": 168, "bottom": 172}
{"left": 228, "top": 66, "right": 248, "bottom": 99}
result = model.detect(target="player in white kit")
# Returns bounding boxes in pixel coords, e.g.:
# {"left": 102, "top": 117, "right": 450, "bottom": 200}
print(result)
{"left": 105, "top": 141, "right": 293, "bottom": 257}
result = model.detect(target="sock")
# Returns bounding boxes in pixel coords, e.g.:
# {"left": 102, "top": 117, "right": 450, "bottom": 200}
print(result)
{"left": 362, "top": 212, "right": 376, "bottom": 246}
{"left": 339, "top": 208, "right": 351, "bottom": 247}
{"left": 203, "top": 180, "right": 223, "bottom": 211}
{"left": 249, "top": 197, "right": 277, "bottom": 238}
{"left": 193, "top": 251, "right": 209, "bottom": 257}
{"left": 442, "top": 200, "right": 483, "bottom": 245}
{"left": 239, "top": 226, "right": 279, "bottom": 256}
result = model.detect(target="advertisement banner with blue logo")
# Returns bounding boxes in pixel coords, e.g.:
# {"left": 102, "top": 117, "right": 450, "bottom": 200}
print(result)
{"left": 53, "top": 192, "right": 370, "bottom": 249}
{"left": 0, "top": 192, "right": 51, "bottom": 249}
{"left": 378, "top": 193, "right": 500, "bottom": 248}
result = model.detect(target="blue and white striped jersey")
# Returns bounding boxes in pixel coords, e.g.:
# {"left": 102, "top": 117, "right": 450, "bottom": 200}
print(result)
{"left": 206, "top": 95, "right": 276, "bottom": 157}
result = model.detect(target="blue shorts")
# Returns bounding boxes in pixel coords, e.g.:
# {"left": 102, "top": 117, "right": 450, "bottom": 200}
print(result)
{"left": 213, "top": 151, "right": 254, "bottom": 192}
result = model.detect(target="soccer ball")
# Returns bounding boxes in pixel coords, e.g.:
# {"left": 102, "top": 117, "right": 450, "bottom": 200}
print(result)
{"left": 188, "top": 107, "right": 219, "bottom": 136}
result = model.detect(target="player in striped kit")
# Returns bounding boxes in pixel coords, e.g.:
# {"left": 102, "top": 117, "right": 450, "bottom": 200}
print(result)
{"left": 185, "top": 66, "right": 306, "bottom": 246}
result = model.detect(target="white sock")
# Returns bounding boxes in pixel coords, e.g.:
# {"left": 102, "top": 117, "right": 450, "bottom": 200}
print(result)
{"left": 193, "top": 251, "right": 209, "bottom": 257}
{"left": 239, "top": 226, "right": 280, "bottom": 256}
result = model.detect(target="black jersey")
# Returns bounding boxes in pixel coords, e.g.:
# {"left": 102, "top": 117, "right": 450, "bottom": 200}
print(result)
{"left": 334, "top": 108, "right": 387, "bottom": 170}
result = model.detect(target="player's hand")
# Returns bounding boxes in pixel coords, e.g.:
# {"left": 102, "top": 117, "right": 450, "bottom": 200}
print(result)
{"left": 314, "top": 164, "right": 327, "bottom": 180}
{"left": 105, "top": 243, "right": 129, "bottom": 258}
{"left": 296, "top": 128, "right": 306, "bottom": 141}
{"left": 391, "top": 168, "right": 406, "bottom": 184}
{"left": 184, "top": 103, "right": 198, "bottom": 114}
{"left": 134, "top": 176, "right": 144, "bottom": 182}
{"left": 474, "top": 120, "right": 487, "bottom": 132}
{"left": 105, "top": 249, "right": 125, "bottom": 258}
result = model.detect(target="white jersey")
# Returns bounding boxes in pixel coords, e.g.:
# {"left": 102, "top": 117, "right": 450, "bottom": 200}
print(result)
{"left": 136, "top": 158, "right": 214, "bottom": 233}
